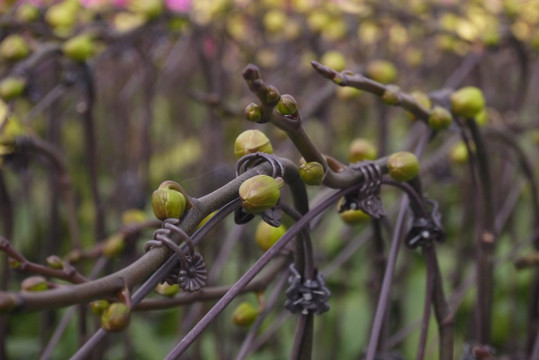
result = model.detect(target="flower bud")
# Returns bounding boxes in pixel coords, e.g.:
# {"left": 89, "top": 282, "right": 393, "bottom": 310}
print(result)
{"left": 299, "top": 161, "right": 324, "bottom": 185}
{"left": 46, "top": 255, "right": 63, "bottom": 270}
{"left": 128, "top": 0, "right": 164, "bottom": 19}
{"left": 320, "top": 50, "right": 347, "bottom": 72}
{"left": 45, "top": 2, "right": 78, "bottom": 30}
{"left": 381, "top": 85, "right": 401, "bottom": 105}
{"left": 349, "top": 138, "right": 377, "bottom": 163}
{"left": 365, "top": 60, "right": 397, "bottom": 84}
{"left": 234, "top": 129, "right": 273, "bottom": 159}
{"left": 428, "top": 106, "right": 453, "bottom": 130}
{"left": 103, "top": 233, "right": 125, "bottom": 258}
{"left": 255, "top": 221, "right": 286, "bottom": 251}
{"left": 265, "top": 85, "right": 281, "bottom": 105}
{"left": 244, "top": 103, "right": 262, "bottom": 122}
{"left": 340, "top": 208, "right": 371, "bottom": 225}
{"left": 90, "top": 300, "right": 110, "bottom": 315}
{"left": 121, "top": 209, "right": 146, "bottom": 225}
{"left": 449, "top": 141, "right": 470, "bottom": 164}
{"left": 276, "top": 94, "right": 298, "bottom": 116}
{"left": 8, "top": 258, "right": 20, "bottom": 269}
{"left": 387, "top": 152, "right": 420, "bottom": 182}
{"left": 101, "top": 303, "right": 130, "bottom": 332}
{"left": 406, "top": 91, "right": 431, "bottom": 120}
{"left": 62, "top": 35, "right": 96, "bottom": 62}
{"left": 239, "top": 175, "right": 282, "bottom": 213}
{"left": 474, "top": 108, "right": 488, "bottom": 126}
{"left": 21, "top": 276, "right": 48, "bottom": 292}
{"left": 450, "top": 86, "right": 485, "bottom": 118}
{"left": 16, "top": 3, "right": 40, "bottom": 23}
{"left": 155, "top": 282, "right": 180, "bottom": 297}
{"left": 0, "top": 35, "right": 30, "bottom": 62}
{"left": 0, "top": 77, "right": 26, "bottom": 101}
{"left": 152, "top": 183, "right": 187, "bottom": 220}
{"left": 232, "top": 302, "right": 259, "bottom": 326}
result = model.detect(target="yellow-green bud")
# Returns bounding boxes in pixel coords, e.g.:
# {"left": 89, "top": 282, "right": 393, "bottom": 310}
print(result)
{"left": 46, "top": 255, "right": 63, "bottom": 270}
{"left": 128, "top": 0, "right": 164, "bottom": 19}
{"left": 365, "top": 60, "right": 397, "bottom": 84}
{"left": 255, "top": 221, "right": 286, "bottom": 251}
{"left": 16, "top": 3, "right": 40, "bottom": 23}
{"left": 450, "top": 86, "right": 485, "bottom": 118}
{"left": 239, "top": 175, "right": 282, "bottom": 213}
{"left": 349, "top": 138, "right": 377, "bottom": 163}
{"left": 102, "top": 233, "right": 125, "bottom": 258}
{"left": 276, "top": 94, "right": 298, "bottom": 116}
{"left": 234, "top": 129, "right": 273, "bottom": 159}
{"left": 90, "top": 299, "right": 110, "bottom": 315}
{"left": 155, "top": 282, "right": 180, "bottom": 297}
{"left": 299, "top": 161, "right": 324, "bottom": 185}
{"left": 387, "top": 152, "right": 420, "bottom": 182}
{"left": 381, "top": 85, "right": 401, "bottom": 105}
{"left": 0, "top": 77, "right": 26, "bottom": 101}
{"left": 339, "top": 208, "right": 371, "bottom": 225}
{"left": 62, "top": 35, "right": 96, "bottom": 62}
{"left": 101, "top": 303, "right": 130, "bottom": 332}
{"left": 244, "top": 103, "right": 262, "bottom": 122}
{"left": 450, "top": 141, "right": 469, "bottom": 164}
{"left": 406, "top": 91, "right": 431, "bottom": 120}
{"left": 320, "top": 50, "right": 347, "bottom": 72}
{"left": 474, "top": 108, "right": 488, "bottom": 126}
{"left": 45, "top": 2, "right": 77, "bottom": 29}
{"left": 8, "top": 258, "right": 21, "bottom": 269}
{"left": 0, "top": 35, "right": 30, "bottom": 62}
{"left": 232, "top": 302, "right": 259, "bottom": 326}
{"left": 265, "top": 85, "right": 280, "bottom": 105}
{"left": 152, "top": 182, "right": 187, "bottom": 220}
{"left": 121, "top": 209, "right": 146, "bottom": 225}
{"left": 428, "top": 106, "right": 453, "bottom": 130}
{"left": 21, "top": 276, "right": 48, "bottom": 292}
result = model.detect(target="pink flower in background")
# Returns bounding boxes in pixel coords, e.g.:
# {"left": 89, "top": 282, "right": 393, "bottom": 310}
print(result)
{"left": 165, "top": 0, "right": 190, "bottom": 13}
{"left": 78, "top": 0, "right": 127, "bottom": 7}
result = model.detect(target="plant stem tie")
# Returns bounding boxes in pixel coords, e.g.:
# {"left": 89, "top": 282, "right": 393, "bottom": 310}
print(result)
{"left": 284, "top": 264, "right": 331, "bottom": 315}
{"left": 342, "top": 161, "right": 384, "bottom": 218}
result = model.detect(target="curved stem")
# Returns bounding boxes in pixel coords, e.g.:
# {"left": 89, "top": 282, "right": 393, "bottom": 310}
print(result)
{"left": 164, "top": 184, "right": 363, "bottom": 359}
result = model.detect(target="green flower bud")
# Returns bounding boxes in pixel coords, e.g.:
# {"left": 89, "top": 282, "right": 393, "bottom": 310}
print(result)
{"left": 381, "top": 85, "right": 401, "bottom": 105}
{"left": 46, "top": 255, "right": 63, "bottom": 270}
{"left": 8, "top": 258, "right": 20, "bottom": 269}
{"left": 387, "top": 152, "right": 420, "bottom": 182}
{"left": 255, "top": 221, "right": 286, "bottom": 251}
{"left": 0, "top": 35, "right": 30, "bottom": 62}
{"left": 450, "top": 86, "right": 485, "bottom": 118}
{"left": 320, "top": 50, "right": 347, "bottom": 72}
{"left": 16, "top": 3, "right": 40, "bottom": 23}
{"left": 232, "top": 302, "right": 259, "bottom": 326}
{"left": 101, "top": 303, "right": 130, "bottom": 332}
{"left": 450, "top": 141, "right": 469, "bottom": 164}
{"left": 265, "top": 85, "right": 280, "bottom": 105}
{"left": 365, "top": 60, "right": 397, "bottom": 84}
{"left": 299, "top": 161, "right": 324, "bottom": 185}
{"left": 428, "top": 106, "right": 453, "bottom": 130}
{"left": 349, "top": 138, "right": 377, "bottom": 163}
{"left": 102, "top": 233, "right": 125, "bottom": 258}
{"left": 276, "top": 94, "right": 298, "bottom": 115}
{"left": 244, "top": 103, "right": 262, "bottom": 122}
{"left": 21, "top": 276, "right": 48, "bottom": 292}
{"left": 62, "top": 35, "right": 96, "bottom": 62}
{"left": 121, "top": 209, "right": 147, "bottom": 225}
{"left": 90, "top": 299, "right": 110, "bottom": 315}
{"left": 45, "top": 2, "right": 78, "bottom": 29}
{"left": 406, "top": 91, "right": 431, "bottom": 120}
{"left": 0, "top": 77, "right": 26, "bottom": 101}
{"left": 155, "top": 282, "right": 180, "bottom": 297}
{"left": 234, "top": 129, "right": 273, "bottom": 159}
{"left": 128, "top": 0, "right": 164, "bottom": 19}
{"left": 339, "top": 208, "right": 371, "bottom": 225}
{"left": 474, "top": 108, "right": 488, "bottom": 126}
{"left": 239, "top": 175, "right": 282, "bottom": 213}
{"left": 152, "top": 182, "right": 187, "bottom": 220}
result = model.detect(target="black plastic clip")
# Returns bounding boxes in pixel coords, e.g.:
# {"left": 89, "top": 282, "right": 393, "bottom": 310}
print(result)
{"left": 405, "top": 199, "right": 445, "bottom": 249}
{"left": 341, "top": 160, "right": 384, "bottom": 218}
{"left": 145, "top": 219, "right": 207, "bottom": 292}
{"left": 284, "top": 264, "right": 331, "bottom": 315}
